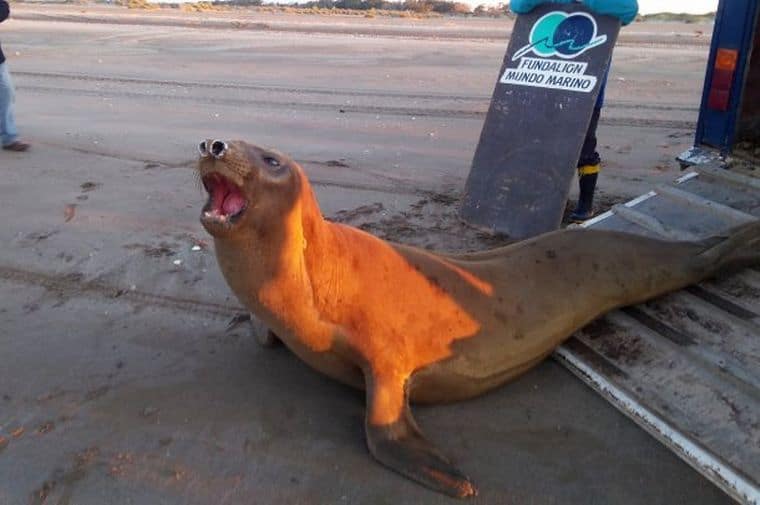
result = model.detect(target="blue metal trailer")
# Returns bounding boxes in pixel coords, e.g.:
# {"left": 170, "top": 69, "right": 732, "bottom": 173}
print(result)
{"left": 679, "top": 0, "right": 760, "bottom": 165}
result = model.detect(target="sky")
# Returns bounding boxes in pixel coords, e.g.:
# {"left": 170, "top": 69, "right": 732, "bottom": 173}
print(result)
{"left": 158, "top": 0, "right": 720, "bottom": 13}
{"left": 458, "top": 1, "right": 719, "bottom": 13}
{"left": 637, "top": 0, "right": 717, "bottom": 15}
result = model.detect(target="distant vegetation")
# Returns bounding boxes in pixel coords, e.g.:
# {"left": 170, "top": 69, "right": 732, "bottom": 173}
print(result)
{"left": 112, "top": 0, "right": 715, "bottom": 22}
{"left": 264, "top": 0, "right": 512, "bottom": 16}
{"left": 287, "top": 0, "right": 469, "bottom": 15}
{"left": 638, "top": 12, "right": 715, "bottom": 23}
{"left": 116, "top": 0, "right": 514, "bottom": 17}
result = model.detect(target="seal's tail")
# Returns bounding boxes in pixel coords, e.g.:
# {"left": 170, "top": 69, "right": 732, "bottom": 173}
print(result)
{"left": 695, "top": 220, "right": 760, "bottom": 275}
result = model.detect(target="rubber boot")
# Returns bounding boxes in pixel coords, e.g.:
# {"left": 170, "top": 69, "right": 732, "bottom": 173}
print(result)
{"left": 570, "top": 165, "right": 599, "bottom": 222}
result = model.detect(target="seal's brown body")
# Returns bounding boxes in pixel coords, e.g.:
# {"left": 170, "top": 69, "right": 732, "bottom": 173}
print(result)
{"left": 198, "top": 140, "right": 760, "bottom": 498}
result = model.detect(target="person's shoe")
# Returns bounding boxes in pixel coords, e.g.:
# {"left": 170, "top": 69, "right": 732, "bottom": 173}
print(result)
{"left": 2, "top": 141, "right": 30, "bottom": 152}
{"left": 569, "top": 207, "right": 595, "bottom": 222}
{"left": 570, "top": 165, "right": 599, "bottom": 222}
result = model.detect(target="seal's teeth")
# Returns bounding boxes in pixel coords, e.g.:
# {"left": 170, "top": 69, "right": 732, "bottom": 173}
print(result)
{"left": 203, "top": 208, "right": 232, "bottom": 223}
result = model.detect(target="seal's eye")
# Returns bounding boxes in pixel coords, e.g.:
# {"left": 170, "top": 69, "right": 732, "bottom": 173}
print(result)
{"left": 263, "top": 156, "right": 281, "bottom": 168}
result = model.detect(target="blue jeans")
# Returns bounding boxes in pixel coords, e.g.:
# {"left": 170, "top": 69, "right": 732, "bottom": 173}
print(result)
{"left": 0, "top": 62, "right": 19, "bottom": 146}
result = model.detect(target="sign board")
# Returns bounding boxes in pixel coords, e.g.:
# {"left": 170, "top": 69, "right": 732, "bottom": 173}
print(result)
{"left": 460, "top": 4, "right": 621, "bottom": 238}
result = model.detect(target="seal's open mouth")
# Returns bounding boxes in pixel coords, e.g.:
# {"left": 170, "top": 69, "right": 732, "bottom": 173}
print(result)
{"left": 201, "top": 172, "right": 247, "bottom": 224}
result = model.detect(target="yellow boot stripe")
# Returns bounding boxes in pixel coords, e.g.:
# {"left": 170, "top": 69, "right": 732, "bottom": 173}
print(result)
{"left": 578, "top": 163, "right": 601, "bottom": 176}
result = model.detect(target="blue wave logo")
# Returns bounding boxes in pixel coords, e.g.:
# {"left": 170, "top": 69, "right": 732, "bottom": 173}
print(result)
{"left": 512, "top": 11, "right": 607, "bottom": 61}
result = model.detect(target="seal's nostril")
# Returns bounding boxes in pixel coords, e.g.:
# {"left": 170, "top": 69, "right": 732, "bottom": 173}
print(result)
{"left": 198, "top": 141, "right": 208, "bottom": 157}
{"left": 211, "top": 140, "right": 228, "bottom": 159}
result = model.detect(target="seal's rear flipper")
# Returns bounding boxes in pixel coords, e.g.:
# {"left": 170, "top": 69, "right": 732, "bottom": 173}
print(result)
{"left": 697, "top": 220, "right": 760, "bottom": 274}
{"left": 364, "top": 374, "right": 477, "bottom": 498}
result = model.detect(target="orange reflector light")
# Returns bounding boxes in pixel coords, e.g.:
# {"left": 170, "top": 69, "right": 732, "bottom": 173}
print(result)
{"left": 715, "top": 48, "right": 738, "bottom": 71}
{"left": 708, "top": 48, "right": 739, "bottom": 111}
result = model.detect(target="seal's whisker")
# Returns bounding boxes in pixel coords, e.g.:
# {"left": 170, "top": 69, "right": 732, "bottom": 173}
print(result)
{"left": 192, "top": 169, "right": 204, "bottom": 192}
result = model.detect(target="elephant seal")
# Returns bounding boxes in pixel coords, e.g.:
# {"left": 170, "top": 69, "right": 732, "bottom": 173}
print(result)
{"left": 197, "top": 139, "right": 760, "bottom": 498}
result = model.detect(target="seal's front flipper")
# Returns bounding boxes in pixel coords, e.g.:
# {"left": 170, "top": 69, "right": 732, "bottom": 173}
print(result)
{"left": 248, "top": 313, "right": 281, "bottom": 348}
{"left": 364, "top": 373, "right": 477, "bottom": 498}
{"left": 366, "top": 420, "right": 477, "bottom": 498}
{"left": 257, "top": 329, "right": 281, "bottom": 348}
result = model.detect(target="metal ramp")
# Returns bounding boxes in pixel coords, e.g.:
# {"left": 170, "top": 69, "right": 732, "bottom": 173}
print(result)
{"left": 553, "top": 162, "right": 760, "bottom": 504}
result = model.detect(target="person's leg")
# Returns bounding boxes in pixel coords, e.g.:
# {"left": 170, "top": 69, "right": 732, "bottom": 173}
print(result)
{"left": 571, "top": 68, "right": 608, "bottom": 222}
{"left": 578, "top": 105, "right": 601, "bottom": 168}
{"left": 571, "top": 105, "right": 601, "bottom": 221}
{"left": 0, "top": 62, "right": 19, "bottom": 146}
{"left": 0, "top": 62, "right": 27, "bottom": 151}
